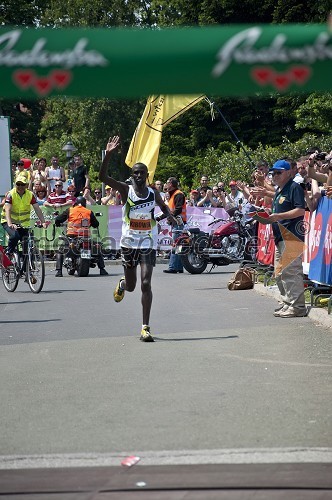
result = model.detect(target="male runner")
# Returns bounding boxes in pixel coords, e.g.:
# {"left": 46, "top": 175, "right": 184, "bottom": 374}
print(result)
{"left": 99, "top": 136, "right": 176, "bottom": 342}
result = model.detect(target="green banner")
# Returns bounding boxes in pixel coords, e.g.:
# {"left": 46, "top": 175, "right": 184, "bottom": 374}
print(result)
{"left": 30, "top": 205, "right": 110, "bottom": 251}
{"left": 0, "top": 24, "right": 331, "bottom": 98}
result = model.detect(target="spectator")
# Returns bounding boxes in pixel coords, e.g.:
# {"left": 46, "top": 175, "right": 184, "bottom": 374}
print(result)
{"left": 66, "top": 184, "right": 77, "bottom": 206}
{"left": 225, "top": 180, "right": 243, "bottom": 211}
{"left": 211, "top": 186, "right": 225, "bottom": 207}
{"left": 307, "top": 150, "right": 332, "bottom": 185}
{"left": 14, "top": 160, "right": 30, "bottom": 185}
{"left": 11, "top": 160, "right": 17, "bottom": 178}
{"left": 267, "top": 160, "right": 307, "bottom": 318}
{"left": 82, "top": 187, "right": 96, "bottom": 206}
{"left": 93, "top": 187, "right": 103, "bottom": 205}
{"left": 45, "top": 156, "right": 66, "bottom": 192}
{"left": 195, "top": 175, "right": 212, "bottom": 192}
{"left": 35, "top": 185, "right": 48, "bottom": 206}
{"left": 160, "top": 177, "right": 187, "bottom": 274}
{"left": 30, "top": 157, "right": 48, "bottom": 190}
{"left": 32, "top": 157, "right": 39, "bottom": 169}
{"left": 72, "top": 154, "right": 89, "bottom": 197}
{"left": 256, "top": 160, "right": 269, "bottom": 178}
{"left": 32, "top": 180, "right": 43, "bottom": 196}
{"left": 154, "top": 179, "right": 166, "bottom": 200}
{"left": 197, "top": 187, "right": 220, "bottom": 208}
{"left": 187, "top": 189, "right": 200, "bottom": 206}
{"left": 44, "top": 181, "right": 71, "bottom": 208}
{"left": 101, "top": 185, "right": 120, "bottom": 205}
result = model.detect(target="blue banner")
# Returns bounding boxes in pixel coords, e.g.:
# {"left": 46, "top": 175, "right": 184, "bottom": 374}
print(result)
{"left": 308, "top": 196, "right": 332, "bottom": 285}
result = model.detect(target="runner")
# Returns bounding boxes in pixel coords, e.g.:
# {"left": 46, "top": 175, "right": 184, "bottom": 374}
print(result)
{"left": 99, "top": 136, "right": 176, "bottom": 342}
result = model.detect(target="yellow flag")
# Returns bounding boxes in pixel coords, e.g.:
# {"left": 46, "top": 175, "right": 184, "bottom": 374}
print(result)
{"left": 125, "top": 95, "right": 205, "bottom": 182}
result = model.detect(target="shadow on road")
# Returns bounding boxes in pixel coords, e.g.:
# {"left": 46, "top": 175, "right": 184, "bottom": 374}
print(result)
{"left": 154, "top": 335, "right": 239, "bottom": 342}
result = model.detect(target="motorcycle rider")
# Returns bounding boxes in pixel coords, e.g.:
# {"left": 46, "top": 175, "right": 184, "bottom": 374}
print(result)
{"left": 54, "top": 196, "right": 108, "bottom": 277}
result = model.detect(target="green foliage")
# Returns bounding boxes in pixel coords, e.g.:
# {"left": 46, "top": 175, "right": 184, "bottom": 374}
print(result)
{"left": 11, "top": 145, "right": 32, "bottom": 163}
{"left": 37, "top": 97, "right": 143, "bottom": 181}
{"left": 0, "top": 99, "right": 45, "bottom": 154}
{"left": 295, "top": 93, "right": 332, "bottom": 134}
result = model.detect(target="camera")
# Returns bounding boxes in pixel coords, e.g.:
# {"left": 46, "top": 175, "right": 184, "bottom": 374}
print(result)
{"left": 315, "top": 152, "right": 326, "bottom": 161}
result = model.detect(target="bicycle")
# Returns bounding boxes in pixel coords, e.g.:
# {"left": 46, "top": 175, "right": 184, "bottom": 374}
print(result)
{"left": 1, "top": 222, "right": 46, "bottom": 293}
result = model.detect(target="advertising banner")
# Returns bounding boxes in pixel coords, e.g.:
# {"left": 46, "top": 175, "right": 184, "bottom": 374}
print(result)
{"left": 0, "top": 116, "right": 11, "bottom": 197}
{"left": 28, "top": 205, "right": 229, "bottom": 251}
{"left": 308, "top": 196, "right": 332, "bottom": 285}
{"left": 0, "top": 25, "right": 331, "bottom": 99}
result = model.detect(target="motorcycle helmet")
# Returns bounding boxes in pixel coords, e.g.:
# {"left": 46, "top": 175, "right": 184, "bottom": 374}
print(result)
{"left": 75, "top": 196, "right": 87, "bottom": 207}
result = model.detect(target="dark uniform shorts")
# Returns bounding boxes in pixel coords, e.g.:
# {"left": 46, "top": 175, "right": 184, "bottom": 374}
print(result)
{"left": 121, "top": 247, "right": 156, "bottom": 268}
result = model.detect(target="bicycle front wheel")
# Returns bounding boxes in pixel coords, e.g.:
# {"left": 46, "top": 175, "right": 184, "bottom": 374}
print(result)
{"left": 27, "top": 246, "right": 45, "bottom": 293}
{"left": 1, "top": 253, "right": 20, "bottom": 292}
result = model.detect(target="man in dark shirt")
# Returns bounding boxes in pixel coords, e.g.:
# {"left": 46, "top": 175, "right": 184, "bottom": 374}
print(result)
{"left": 72, "top": 154, "right": 89, "bottom": 197}
{"left": 267, "top": 160, "right": 307, "bottom": 318}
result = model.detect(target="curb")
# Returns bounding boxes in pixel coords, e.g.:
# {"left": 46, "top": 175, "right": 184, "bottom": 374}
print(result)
{"left": 254, "top": 283, "right": 332, "bottom": 331}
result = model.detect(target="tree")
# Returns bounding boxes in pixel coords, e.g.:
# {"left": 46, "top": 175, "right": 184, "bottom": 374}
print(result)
{"left": 295, "top": 93, "right": 332, "bottom": 134}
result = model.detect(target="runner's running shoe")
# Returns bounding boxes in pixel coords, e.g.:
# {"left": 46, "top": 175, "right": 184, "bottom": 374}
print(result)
{"left": 114, "top": 277, "right": 125, "bottom": 302}
{"left": 140, "top": 325, "right": 154, "bottom": 342}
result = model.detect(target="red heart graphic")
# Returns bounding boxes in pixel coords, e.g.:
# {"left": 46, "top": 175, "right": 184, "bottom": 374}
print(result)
{"left": 51, "top": 70, "right": 72, "bottom": 89}
{"left": 34, "top": 77, "right": 53, "bottom": 96}
{"left": 290, "top": 66, "right": 311, "bottom": 85}
{"left": 272, "top": 73, "right": 292, "bottom": 91}
{"left": 13, "top": 70, "right": 35, "bottom": 89}
{"left": 251, "top": 67, "right": 273, "bottom": 85}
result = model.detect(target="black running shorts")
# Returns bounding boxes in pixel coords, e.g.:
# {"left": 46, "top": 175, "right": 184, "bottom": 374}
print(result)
{"left": 121, "top": 247, "right": 156, "bottom": 268}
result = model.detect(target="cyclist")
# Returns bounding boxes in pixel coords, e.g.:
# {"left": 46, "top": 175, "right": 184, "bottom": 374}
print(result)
{"left": 54, "top": 196, "right": 108, "bottom": 277}
{"left": 1, "top": 175, "right": 48, "bottom": 256}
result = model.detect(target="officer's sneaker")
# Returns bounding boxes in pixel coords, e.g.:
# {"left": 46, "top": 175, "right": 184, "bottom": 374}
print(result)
{"left": 114, "top": 277, "right": 125, "bottom": 302}
{"left": 140, "top": 325, "right": 154, "bottom": 342}
{"left": 273, "top": 304, "right": 289, "bottom": 317}
{"left": 278, "top": 306, "right": 307, "bottom": 318}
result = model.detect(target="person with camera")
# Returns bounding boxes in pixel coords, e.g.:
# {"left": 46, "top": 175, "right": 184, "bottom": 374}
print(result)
{"left": 267, "top": 160, "right": 307, "bottom": 318}
{"left": 307, "top": 150, "right": 332, "bottom": 185}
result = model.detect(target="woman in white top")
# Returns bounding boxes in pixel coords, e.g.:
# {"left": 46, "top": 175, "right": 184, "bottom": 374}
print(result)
{"left": 45, "top": 156, "right": 66, "bottom": 191}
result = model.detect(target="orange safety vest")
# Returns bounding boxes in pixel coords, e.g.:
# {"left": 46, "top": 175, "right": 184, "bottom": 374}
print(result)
{"left": 67, "top": 205, "right": 92, "bottom": 237}
{"left": 168, "top": 189, "right": 186, "bottom": 223}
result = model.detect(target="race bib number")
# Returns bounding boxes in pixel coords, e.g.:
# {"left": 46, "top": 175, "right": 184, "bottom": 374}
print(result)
{"left": 129, "top": 213, "right": 151, "bottom": 233}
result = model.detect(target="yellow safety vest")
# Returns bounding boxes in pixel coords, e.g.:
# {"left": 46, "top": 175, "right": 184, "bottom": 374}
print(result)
{"left": 1, "top": 188, "right": 33, "bottom": 227}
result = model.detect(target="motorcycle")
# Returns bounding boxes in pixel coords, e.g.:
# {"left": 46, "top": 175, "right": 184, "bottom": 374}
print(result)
{"left": 174, "top": 210, "right": 257, "bottom": 274}
{"left": 62, "top": 235, "right": 103, "bottom": 277}
{"left": 52, "top": 212, "right": 104, "bottom": 277}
